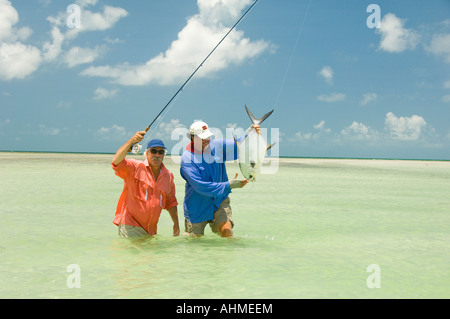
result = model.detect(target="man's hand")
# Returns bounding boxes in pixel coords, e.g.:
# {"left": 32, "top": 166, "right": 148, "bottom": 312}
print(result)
{"left": 113, "top": 131, "right": 147, "bottom": 165}
{"left": 167, "top": 206, "right": 180, "bottom": 236}
{"left": 173, "top": 224, "right": 180, "bottom": 236}
{"left": 229, "top": 173, "right": 249, "bottom": 189}
{"left": 252, "top": 124, "right": 261, "bottom": 134}
{"left": 130, "top": 131, "right": 146, "bottom": 145}
{"left": 173, "top": 225, "right": 180, "bottom": 236}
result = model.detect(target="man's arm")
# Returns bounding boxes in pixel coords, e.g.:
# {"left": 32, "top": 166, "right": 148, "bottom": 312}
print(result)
{"left": 112, "top": 131, "right": 146, "bottom": 166}
{"left": 167, "top": 206, "right": 180, "bottom": 236}
{"left": 181, "top": 162, "right": 232, "bottom": 198}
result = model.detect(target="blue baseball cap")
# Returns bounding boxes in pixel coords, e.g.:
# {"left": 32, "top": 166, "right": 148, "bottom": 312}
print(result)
{"left": 147, "top": 139, "right": 166, "bottom": 149}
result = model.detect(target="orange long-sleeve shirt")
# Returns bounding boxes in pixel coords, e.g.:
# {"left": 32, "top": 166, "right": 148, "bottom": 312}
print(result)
{"left": 112, "top": 158, "right": 178, "bottom": 235}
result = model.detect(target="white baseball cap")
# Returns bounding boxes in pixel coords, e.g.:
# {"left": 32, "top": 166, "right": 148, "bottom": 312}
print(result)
{"left": 188, "top": 121, "right": 214, "bottom": 139}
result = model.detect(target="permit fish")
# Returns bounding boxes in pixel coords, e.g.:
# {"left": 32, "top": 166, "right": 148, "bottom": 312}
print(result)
{"left": 234, "top": 105, "right": 274, "bottom": 181}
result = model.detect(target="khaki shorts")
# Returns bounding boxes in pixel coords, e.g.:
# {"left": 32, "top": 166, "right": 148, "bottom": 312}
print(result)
{"left": 184, "top": 197, "right": 234, "bottom": 235}
{"left": 118, "top": 224, "right": 148, "bottom": 238}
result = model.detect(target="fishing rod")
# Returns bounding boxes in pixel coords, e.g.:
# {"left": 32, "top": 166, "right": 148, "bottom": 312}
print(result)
{"left": 129, "top": 0, "right": 261, "bottom": 153}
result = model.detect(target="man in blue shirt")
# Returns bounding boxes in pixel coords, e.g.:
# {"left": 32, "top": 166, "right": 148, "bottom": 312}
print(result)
{"left": 180, "top": 120, "right": 256, "bottom": 237}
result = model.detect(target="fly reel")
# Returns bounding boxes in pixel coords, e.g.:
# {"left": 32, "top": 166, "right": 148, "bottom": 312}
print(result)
{"left": 130, "top": 143, "right": 143, "bottom": 154}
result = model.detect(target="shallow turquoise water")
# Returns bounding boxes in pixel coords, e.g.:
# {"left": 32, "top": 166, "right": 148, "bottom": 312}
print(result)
{"left": 0, "top": 153, "right": 449, "bottom": 298}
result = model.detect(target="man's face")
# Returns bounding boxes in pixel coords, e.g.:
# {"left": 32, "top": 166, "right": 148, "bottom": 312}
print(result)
{"left": 193, "top": 135, "right": 210, "bottom": 152}
{"left": 146, "top": 147, "right": 165, "bottom": 167}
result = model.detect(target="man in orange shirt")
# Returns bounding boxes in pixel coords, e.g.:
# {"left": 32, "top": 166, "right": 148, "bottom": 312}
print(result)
{"left": 112, "top": 131, "right": 179, "bottom": 237}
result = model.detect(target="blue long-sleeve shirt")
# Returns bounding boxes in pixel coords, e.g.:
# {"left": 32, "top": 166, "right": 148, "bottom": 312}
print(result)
{"left": 180, "top": 138, "right": 238, "bottom": 223}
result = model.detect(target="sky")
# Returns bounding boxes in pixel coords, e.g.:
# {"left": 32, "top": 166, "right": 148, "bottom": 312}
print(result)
{"left": 0, "top": 0, "right": 449, "bottom": 160}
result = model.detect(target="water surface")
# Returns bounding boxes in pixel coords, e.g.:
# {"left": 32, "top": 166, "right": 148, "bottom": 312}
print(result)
{"left": 0, "top": 153, "right": 448, "bottom": 298}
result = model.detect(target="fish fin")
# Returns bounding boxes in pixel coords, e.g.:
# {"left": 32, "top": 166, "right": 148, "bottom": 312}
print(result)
{"left": 245, "top": 104, "right": 258, "bottom": 124}
{"left": 258, "top": 109, "right": 274, "bottom": 125}
{"left": 245, "top": 104, "right": 274, "bottom": 125}
{"left": 266, "top": 142, "right": 276, "bottom": 152}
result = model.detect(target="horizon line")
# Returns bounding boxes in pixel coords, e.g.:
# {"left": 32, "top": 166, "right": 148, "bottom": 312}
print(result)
{"left": 1, "top": 150, "right": 449, "bottom": 162}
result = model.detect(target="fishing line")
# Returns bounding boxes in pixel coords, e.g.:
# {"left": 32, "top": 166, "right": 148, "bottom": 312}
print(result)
{"left": 141, "top": 92, "right": 183, "bottom": 150}
{"left": 274, "top": 0, "right": 312, "bottom": 108}
{"left": 130, "top": 0, "right": 261, "bottom": 153}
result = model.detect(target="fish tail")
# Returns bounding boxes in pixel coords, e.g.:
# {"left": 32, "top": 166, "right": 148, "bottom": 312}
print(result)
{"left": 245, "top": 104, "right": 273, "bottom": 125}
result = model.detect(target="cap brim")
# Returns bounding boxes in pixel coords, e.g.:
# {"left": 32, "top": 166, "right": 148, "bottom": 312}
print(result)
{"left": 197, "top": 130, "right": 213, "bottom": 139}
{"left": 147, "top": 144, "right": 166, "bottom": 149}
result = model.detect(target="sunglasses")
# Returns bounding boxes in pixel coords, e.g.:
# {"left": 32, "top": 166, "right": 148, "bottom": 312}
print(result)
{"left": 149, "top": 149, "right": 166, "bottom": 155}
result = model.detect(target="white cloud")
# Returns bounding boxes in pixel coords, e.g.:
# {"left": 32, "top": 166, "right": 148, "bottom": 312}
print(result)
{"left": 39, "top": 0, "right": 52, "bottom": 7}
{"left": 318, "top": 66, "right": 333, "bottom": 84}
{"left": 0, "top": 0, "right": 42, "bottom": 80}
{"left": 104, "top": 37, "right": 124, "bottom": 44}
{"left": 295, "top": 131, "right": 313, "bottom": 141}
{"left": 444, "top": 80, "right": 450, "bottom": 89}
{"left": 313, "top": 120, "right": 325, "bottom": 130}
{"left": 76, "top": 0, "right": 99, "bottom": 7}
{"left": 64, "top": 5, "right": 128, "bottom": 39}
{"left": 384, "top": 112, "right": 427, "bottom": 141}
{"left": 42, "top": 26, "right": 64, "bottom": 62}
{"left": 427, "top": 33, "right": 450, "bottom": 63}
{"left": 441, "top": 94, "right": 450, "bottom": 103}
{"left": 39, "top": 124, "right": 60, "bottom": 136}
{"left": 11, "top": 26, "right": 32, "bottom": 42}
{"left": 0, "top": 42, "right": 42, "bottom": 80}
{"left": 0, "top": 0, "right": 32, "bottom": 42}
{"left": 0, "top": 0, "right": 18, "bottom": 40}
{"left": 81, "top": 0, "right": 271, "bottom": 86}
{"left": 56, "top": 100, "right": 71, "bottom": 109}
{"left": 0, "top": 0, "right": 127, "bottom": 81}
{"left": 64, "top": 46, "right": 104, "bottom": 68}
{"left": 360, "top": 93, "right": 378, "bottom": 105}
{"left": 95, "top": 120, "right": 187, "bottom": 143}
{"left": 93, "top": 87, "right": 118, "bottom": 100}
{"left": 46, "top": 2, "right": 128, "bottom": 58}
{"left": 340, "top": 121, "right": 378, "bottom": 141}
{"left": 317, "top": 93, "right": 346, "bottom": 103}
{"left": 96, "top": 124, "right": 128, "bottom": 141}
{"left": 197, "top": 0, "right": 253, "bottom": 26}
{"left": 293, "top": 113, "right": 440, "bottom": 151}
{"left": 295, "top": 120, "right": 331, "bottom": 141}
{"left": 377, "top": 13, "right": 419, "bottom": 53}
{"left": 313, "top": 120, "right": 331, "bottom": 133}
{"left": 0, "top": 118, "right": 11, "bottom": 127}
{"left": 152, "top": 119, "right": 187, "bottom": 140}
